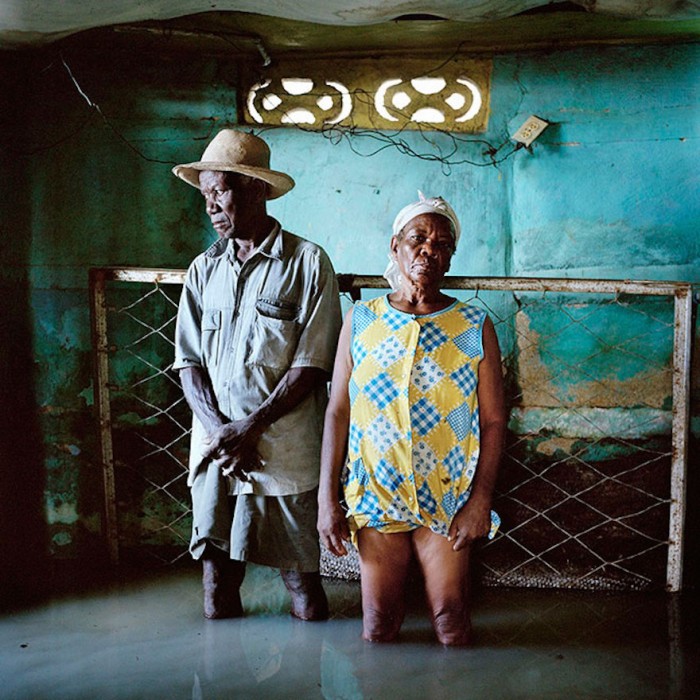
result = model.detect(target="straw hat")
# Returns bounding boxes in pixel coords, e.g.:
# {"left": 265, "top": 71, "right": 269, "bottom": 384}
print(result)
{"left": 172, "top": 129, "right": 295, "bottom": 199}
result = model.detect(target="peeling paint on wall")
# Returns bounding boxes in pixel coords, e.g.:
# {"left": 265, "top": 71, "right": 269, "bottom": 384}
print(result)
{"left": 514, "top": 306, "right": 673, "bottom": 411}
{"left": 509, "top": 406, "right": 671, "bottom": 439}
{"left": 46, "top": 498, "right": 78, "bottom": 525}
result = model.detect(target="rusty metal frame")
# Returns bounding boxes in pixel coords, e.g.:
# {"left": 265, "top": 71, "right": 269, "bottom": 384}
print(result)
{"left": 89, "top": 268, "right": 186, "bottom": 565}
{"left": 668, "top": 286, "right": 693, "bottom": 592}
{"left": 89, "top": 268, "right": 119, "bottom": 565}
{"left": 90, "top": 268, "right": 693, "bottom": 589}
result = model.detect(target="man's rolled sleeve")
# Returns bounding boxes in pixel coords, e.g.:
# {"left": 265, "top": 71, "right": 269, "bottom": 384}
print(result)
{"left": 291, "top": 249, "right": 341, "bottom": 372}
{"left": 173, "top": 268, "right": 204, "bottom": 371}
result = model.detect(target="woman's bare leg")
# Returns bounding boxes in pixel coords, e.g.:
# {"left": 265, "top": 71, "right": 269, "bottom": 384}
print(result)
{"left": 412, "top": 528, "right": 472, "bottom": 646}
{"left": 356, "top": 529, "right": 413, "bottom": 642}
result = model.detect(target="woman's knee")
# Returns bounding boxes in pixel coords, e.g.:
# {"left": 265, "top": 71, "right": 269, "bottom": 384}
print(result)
{"left": 429, "top": 598, "right": 471, "bottom": 646}
{"left": 357, "top": 529, "right": 412, "bottom": 641}
{"left": 362, "top": 601, "right": 405, "bottom": 642}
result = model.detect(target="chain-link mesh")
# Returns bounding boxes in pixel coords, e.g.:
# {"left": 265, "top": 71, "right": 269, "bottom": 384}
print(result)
{"left": 92, "top": 270, "right": 687, "bottom": 588}
{"left": 474, "top": 290, "right": 673, "bottom": 590}
{"left": 102, "top": 280, "right": 192, "bottom": 565}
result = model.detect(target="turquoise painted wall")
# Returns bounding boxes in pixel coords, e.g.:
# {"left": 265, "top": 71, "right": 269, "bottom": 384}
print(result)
{"left": 1, "top": 40, "right": 698, "bottom": 587}
{"left": 506, "top": 46, "right": 698, "bottom": 281}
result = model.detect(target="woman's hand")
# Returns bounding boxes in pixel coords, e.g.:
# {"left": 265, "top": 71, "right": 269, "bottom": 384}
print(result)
{"left": 447, "top": 498, "right": 491, "bottom": 552}
{"left": 318, "top": 499, "right": 351, "bottom": 557}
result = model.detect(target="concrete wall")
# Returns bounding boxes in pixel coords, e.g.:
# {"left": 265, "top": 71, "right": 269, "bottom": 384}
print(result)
{"left": 1, "top": 40, "right": 697, "bottom": 588}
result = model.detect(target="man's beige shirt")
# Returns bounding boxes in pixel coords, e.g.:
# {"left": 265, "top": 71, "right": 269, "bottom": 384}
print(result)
{"left": 174, "top": 221, "right": 341, "bottom": 495}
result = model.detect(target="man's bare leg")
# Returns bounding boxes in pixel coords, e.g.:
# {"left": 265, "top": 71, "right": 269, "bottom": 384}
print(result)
{"left": 356, "top": 529, "right": 412, "bottom": 642}
{"left": 279, "top": 570, "right": 329, "bottom": 621}
{"left": 412, "top": 528, "right": 472, "bottom": 646}
{"left": 202, "top": 544, "right": 246, "bottom": 619}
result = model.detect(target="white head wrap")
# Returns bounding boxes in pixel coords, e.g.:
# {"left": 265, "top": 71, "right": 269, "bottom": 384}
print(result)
{"left": 383, "top": 191, "right": 461, "bottom": 290}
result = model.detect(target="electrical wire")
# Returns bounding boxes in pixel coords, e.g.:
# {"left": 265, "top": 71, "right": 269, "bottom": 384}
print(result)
{"left": 19, "top": 51, "right": 528, "bottom": 170}
{"left": 254, "top": 83, "right": 524, "bottom": 170}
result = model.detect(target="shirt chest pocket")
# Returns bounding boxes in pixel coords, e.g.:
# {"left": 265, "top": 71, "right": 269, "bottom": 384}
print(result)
{"left": 248, "top": 297, "right": 302, "bottom": 369}
{"left": 201, "top": 309, "right": 222, "bottom": 361}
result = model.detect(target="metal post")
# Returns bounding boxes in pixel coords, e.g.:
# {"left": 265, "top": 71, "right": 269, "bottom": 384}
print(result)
{"left": 667, "top": 285, "right": 693, "bottom": 591}
{"left": 89, "top": 269, "right": 120, "bottom": 565}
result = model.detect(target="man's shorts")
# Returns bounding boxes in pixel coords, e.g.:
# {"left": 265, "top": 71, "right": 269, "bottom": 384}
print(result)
{"left": 189, "top": 459, "right": 320, "bottom": 572}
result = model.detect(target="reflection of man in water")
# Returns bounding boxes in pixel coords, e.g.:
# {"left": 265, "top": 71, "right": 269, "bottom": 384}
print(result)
{"left": 193, "top": 611, "right": 328, "bottom": 697}
{"left": 172, "top": 129, "right": 341, "bottom": 619}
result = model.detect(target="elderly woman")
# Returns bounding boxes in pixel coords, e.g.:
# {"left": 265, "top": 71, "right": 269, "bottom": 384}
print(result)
{"left": 318, "top": 193, "right": 505, "bottom": 646}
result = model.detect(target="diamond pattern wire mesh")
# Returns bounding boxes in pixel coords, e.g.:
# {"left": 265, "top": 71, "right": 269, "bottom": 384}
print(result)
{"left": 472, "top": 290, "right": 674, "bottom": 591}
{"left": 95, "top": 272, "right": 681, "bottom": 588}
{"left": 104, "top": 280, "right": 192, "bottom": 565}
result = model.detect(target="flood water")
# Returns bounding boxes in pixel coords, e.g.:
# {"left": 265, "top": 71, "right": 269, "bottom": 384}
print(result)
{"left": 2, "top": 564, "right": 698, "bottom": 699}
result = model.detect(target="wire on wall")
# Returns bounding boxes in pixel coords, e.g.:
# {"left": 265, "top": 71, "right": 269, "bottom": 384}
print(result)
{"left": 20, "top": 50, "right": 531, "bottom": 170}
{"left": 60, "top": 54, "right": 177, "bottom": 165}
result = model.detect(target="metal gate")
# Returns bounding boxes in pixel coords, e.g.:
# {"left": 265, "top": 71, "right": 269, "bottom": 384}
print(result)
{"left": 90, "top": 268, "right": 693, "bottom": 591}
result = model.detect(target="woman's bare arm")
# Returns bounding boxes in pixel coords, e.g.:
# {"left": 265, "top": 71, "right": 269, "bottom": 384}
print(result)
{"left": 448, "top": 316, "right": 506, "bottom": 551}
{"left": 317, "top": 309, "right": 354, "bottom": 556}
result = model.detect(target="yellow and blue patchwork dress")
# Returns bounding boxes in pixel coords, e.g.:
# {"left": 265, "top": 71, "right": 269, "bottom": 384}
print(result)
{"left": 343, "top": 295, "right": 499, "bottom": 539}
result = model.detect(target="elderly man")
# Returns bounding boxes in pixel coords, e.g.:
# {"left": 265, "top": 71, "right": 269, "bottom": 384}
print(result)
{"left": 172, "top": 129, "right": 341, "bottom": 620}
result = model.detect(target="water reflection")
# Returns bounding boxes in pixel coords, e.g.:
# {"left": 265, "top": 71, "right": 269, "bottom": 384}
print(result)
{"left": 2, "top": 569, "right": 698, "bottom": 699}
{"left": 188, "top": 587, "right": 699, "bottom": 700}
